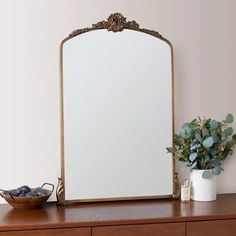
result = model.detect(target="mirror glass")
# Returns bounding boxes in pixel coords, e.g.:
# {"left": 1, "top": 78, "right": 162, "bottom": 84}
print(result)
{"left": 61, "top": 18, "right": 174, "bottom": 202}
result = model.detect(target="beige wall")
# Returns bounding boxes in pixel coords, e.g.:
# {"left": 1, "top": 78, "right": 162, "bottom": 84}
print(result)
{"left": 0, "top": 0, "right": 235, "bottom": 203}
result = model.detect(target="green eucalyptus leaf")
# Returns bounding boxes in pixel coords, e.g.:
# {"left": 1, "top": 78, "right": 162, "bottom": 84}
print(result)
{"left": 226, "top": 114, "right": 234, "bottom": 123}
{"left": 226, "top": 140, "right": 234, "bottom": 148}
{"left": 204, "top": 155, "right": 210, "bottom": 163}
{"left": 195, "top": 133, "right": 202, "bottom": 143}
{"left": 191, "top": 143, "right": 201, "bottom": 151}
{"left": 205, "top": 118, "right": 211, "bottom": 125}
{"left": 188, "top": 123, "right": 197, "bottom": 129}
{"left": 210, "top": 150, "right": 217, "bottom": 156}
{"left": 189, "top": 152, "right": 197, "bottom": 162}
{"left": 210, "top": 120, "right": 219, "bottom": 129}
{"left": 203, "top": 136, "right": 214, "bottom": 148}
{"left": 191, "top": 161, "right": 197, "bottom": 169}
{"left": 166, "top": 147, "right": 173, "bottom": 153}
{"left": 182, "top": 123, "right": 192, "bottom": 133}
{"left": 184, "top": 133, "right": 192, "bottom": 139}
{"left": 185, "top": 132, "right": 192, "bottom": 139}
{"left": 179, "top": 157, "right": 187, "bottom": 162}
{"left": 174, "top": 134, "right": 181, "bottom": 143}
{"left": 202, "top": 127, "right": 209, "bottom": 137}
{"left": 232, "top": 134, "right": 236, "bottom": 141}
{"left": 212, "top": 166, "right": 222, "bottom": 175}
{"left": 202, "top": 170, "right": 212, "bottom": 179}
{"left": 223, "top": 127, "right": 233, "bottom": 137}
{"left": 219, "top": 155, "right": 227, "bottom": 160}
{"left": 211, "top": 159, "right": 221, "bottom": 166}
{"left": 219, "top": 149, "right": 231, "bottom": 160}
{"left": 221, "top": 138, "right": 228, "bottom": 145}
{"left": 212, "top": 134, "right": 220, "bottom": 143}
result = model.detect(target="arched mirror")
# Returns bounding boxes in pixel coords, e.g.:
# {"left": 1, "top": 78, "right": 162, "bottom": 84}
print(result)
{"left": 57, "top": 13, "right": 177, "bottom": 204}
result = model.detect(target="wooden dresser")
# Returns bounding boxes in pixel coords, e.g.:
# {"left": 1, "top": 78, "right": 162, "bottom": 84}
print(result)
{"left": 1, "top": 194, "right": 236, "bottom": 235}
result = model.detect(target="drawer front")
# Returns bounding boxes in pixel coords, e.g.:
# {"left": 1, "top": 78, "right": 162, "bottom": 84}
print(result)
{"left": 0, "top": 227, "right": 91, "bottom": 236}
{"left": 93, "top": 223, "right": 185, "bottom": 236}
{"left": 187, "top": 219, "right": 236, "bottom": 236}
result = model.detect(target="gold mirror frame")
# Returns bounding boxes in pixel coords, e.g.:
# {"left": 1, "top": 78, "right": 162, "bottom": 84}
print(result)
{"left": 57, "top": 13, "right": 179, "bottom": 205}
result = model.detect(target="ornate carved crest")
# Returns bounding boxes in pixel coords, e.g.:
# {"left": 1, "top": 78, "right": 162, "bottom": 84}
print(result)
{"left": 95, "top": 13, "right": 139, "bottom": 32}
{"left": 68, "top": 13, "right": 163, "bottom": 39}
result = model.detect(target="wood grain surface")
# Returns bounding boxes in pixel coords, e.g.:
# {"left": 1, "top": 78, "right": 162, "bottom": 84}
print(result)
{"left": 187, "top": 219, "right": 236, "bottom": 236}
{"left": 93, "top": 223, "right": 185, "bottom": 236}
{"left": 0, "top": 194, "right": 236, "bottom": 232}
{"left": 0, "top": 228, "right": 90, "bottom": 236}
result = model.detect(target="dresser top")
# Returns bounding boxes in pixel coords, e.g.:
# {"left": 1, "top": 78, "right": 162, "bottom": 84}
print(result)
{"left": 1, "top": 194, "right": 236, "bottom": 231}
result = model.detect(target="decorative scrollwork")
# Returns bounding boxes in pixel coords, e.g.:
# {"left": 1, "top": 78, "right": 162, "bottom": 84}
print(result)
{"left": 68, "top": 13, "right": 163, "bottom": 39}
{"left": 56, "top": 177, "right": 65, "bottom": 205}
{"left": 106, "top": 13, "right": 139, "bottom": 32}
{"left": 172, "top": 173, "right": 181, "bottom": 200}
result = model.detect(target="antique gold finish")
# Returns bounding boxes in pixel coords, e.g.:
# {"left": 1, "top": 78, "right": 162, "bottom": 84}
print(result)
{"left": 57, "top": 13, "right": 178, "bottom": 204}
{"left": 173, "top": 173, "right": 181, "bottom": 199}
{"left": 62, "top": 13, "right": 169, "bottom": 46}
{"left": 56, "top": 178, "right": 65, "bottom": 205}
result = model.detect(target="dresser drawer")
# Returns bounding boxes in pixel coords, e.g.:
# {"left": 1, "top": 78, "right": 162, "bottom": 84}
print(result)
{"left": 187, "top": 219, "right": 236, "bottom": 236}
{"left": 93, "top": 223, "right": 185, "bottom": 236}
{"left": 0, "top": 227, "right": 91, "bottom": 236}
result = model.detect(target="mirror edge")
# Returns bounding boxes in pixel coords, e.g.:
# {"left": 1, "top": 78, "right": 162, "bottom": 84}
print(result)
{"left": 57, "top": 13, "right": 179, "bottom": 205}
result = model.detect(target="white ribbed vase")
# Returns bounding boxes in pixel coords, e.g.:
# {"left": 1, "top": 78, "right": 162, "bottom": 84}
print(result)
{"left": 190, "top": 169, "right": 216, "bottom": 201}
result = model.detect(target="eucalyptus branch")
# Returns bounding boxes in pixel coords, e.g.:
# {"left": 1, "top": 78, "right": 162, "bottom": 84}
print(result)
{"left": 167, "top": 114, "right": 236, "bottom": 178}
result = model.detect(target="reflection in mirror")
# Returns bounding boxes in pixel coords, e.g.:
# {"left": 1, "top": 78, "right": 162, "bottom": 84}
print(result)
{"left": 58, "top": 13, "right": 175, "bottom": 204}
